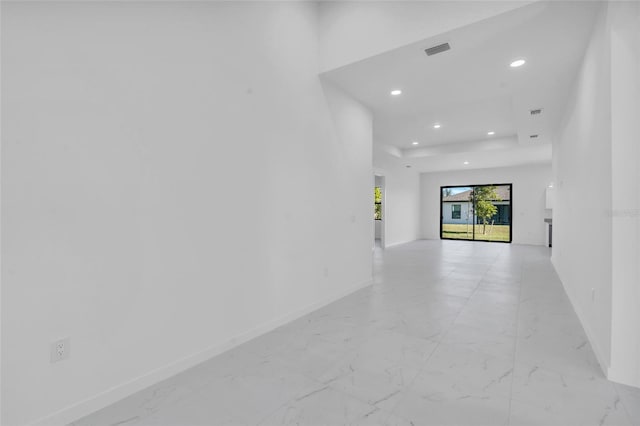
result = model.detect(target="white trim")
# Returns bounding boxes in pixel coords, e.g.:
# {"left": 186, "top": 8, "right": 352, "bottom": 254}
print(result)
{"left": 607, "top": 365, "right": 640, "bottom": 389}
{"left": 384, "top": 239, "right": 418, "bottom": 248}
{"left": 550, "top": 257, "right": 610, "bottom": 378}
{"left": 29, "top": 279, "right": 373, "bottom": 426}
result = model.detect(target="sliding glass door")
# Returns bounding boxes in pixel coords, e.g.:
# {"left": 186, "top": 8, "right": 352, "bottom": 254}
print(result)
{"left": 440, "top": 184, "right": 512, "bottom": 243}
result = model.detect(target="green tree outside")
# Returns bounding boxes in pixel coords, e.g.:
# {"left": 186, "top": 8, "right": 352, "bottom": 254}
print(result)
{"left": 374, "top": 187, "right": 382, "bottom": 220}
{"left": 472, "top": 186, "right": 501, "bottom": 234}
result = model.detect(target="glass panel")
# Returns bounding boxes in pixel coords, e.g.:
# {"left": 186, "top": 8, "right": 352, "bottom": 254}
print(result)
{"left": 374, "top": 187, "right": 382, "bottom": 204}
{"left": 441, "top": 186, "right": 473, "bottom": 240}
{"left": 472, "top": 185, "right": 511, "bottom": 242}
{"left": 441, "top": 184, "right": 511, "bottom": 243}
{"left": 374, "top": 203, "right": 382, "bottom": 220}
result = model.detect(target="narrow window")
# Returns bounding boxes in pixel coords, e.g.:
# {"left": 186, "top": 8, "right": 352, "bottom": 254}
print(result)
{"left": 452, "top": 204, "right": 461, "bottom": 219}
{"left": 374, "top": 187, "right": 382, "bottom": 220}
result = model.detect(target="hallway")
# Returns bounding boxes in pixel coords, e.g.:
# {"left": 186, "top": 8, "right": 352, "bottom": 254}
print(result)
{"left": 74, "top": 241, "right": 640, "bottom": 426}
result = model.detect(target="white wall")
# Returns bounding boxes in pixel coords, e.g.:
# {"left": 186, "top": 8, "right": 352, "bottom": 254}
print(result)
{"left": 317, "top": 0, "right": 533, "bottom": 71}
{"left": 420, "top": 165, "right": 552, "bottom": 245}
{"left": 373, "top": 164, "right": 420, "bottom": 248}
{"left": 553, "top": 2, "right": 613, "bottom": 372}
{"left": 553, "top": 0, "right": 640, "bottom": 387}
{"left": 1, "top": 2, "right": 373, "bottom": 425}
{"left": 609, "top": 0, "right": 640, "bottom": 388}
{"left": 385, "top": 168, "right": 420, "bottom": 247}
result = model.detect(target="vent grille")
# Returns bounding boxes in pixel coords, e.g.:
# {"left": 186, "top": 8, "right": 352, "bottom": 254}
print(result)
{"left": 530, "top": 109, "right": 543, "bottom": 115}
{"left": 425, "top": 43, "right": 451, "bottom": 56}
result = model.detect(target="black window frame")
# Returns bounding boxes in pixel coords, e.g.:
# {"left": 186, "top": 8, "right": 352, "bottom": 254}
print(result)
{"left": 440, "top": 183, "right": 512, "bottom": 243}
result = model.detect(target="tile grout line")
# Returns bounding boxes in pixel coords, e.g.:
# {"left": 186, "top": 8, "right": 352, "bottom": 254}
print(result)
{"left": 257, "top": 247, "right": 470, "bottom": 425}
{"left": 608, "top": 379, "right": 635, "bottom": 424}
{"left": 505, "top": 253, "right": 526, "bottom": 426}
{"left": 620, "top": 386, "right": 640, "bottom": 425}
{"left": 354, "top": 249, "right": 458, "bottom": 420}
{"left": 327, "top": 245, "right": 485, "bottom": 423}
{"left": 384, "top": 246, "right": 504, "bottom": 423}
{"left": 69, "top": 244, "right": 634, "bottom": 426}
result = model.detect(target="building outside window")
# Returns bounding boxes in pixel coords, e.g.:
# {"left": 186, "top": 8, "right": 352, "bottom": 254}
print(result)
{"left": 452, "top": 204, "right": 461, "bottom": 219}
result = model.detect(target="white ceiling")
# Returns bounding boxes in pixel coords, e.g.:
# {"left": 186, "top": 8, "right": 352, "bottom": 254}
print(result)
{"left": 321, "top": 1, "right": 600, "bottom": 173}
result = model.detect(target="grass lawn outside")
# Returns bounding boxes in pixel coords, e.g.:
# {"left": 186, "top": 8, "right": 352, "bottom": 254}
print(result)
{"left": 442, "top": 223, "right": 510, "bottom": 242}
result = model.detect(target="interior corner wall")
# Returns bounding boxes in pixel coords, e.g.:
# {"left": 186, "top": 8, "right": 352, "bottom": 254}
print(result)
{"left": 552, "top": 2, "right": 613, "bottom": 377}
{"left": 420, "top": 164, "right": 552, "bottom": 245}
{"left": 317, "top": 0, "right": 533, "bottom": 71}
{"left": 1, "top": 2, "right": 373, "bottom": 425}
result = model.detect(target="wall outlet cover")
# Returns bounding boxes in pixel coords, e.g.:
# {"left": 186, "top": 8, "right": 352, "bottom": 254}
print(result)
{"left": 50, "top": 338, "right": 71, "bottom": 363}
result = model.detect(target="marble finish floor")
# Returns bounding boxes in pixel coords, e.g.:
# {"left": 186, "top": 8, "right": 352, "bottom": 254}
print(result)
{"left": 73, "top": 240, "right": 640, "bottom": 426}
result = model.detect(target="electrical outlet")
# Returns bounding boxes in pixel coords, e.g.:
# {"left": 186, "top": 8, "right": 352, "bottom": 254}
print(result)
{"left": 50, "top": 338, "right": 70, "bottom": 363}
{"left": 591, "top": 288, "right": 596, "bottom": 302}
{"left": 323, "top": 267, "right": 329, "bottom": 278}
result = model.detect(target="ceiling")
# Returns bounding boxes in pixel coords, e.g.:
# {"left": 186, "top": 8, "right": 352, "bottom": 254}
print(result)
{"left": 321, "top": 1, "right": 600, "bottom": 173}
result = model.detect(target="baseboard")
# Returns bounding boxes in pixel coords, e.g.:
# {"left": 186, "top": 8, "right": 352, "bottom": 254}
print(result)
{"left": 608, "top": 366, "right": 640, "bottom": 389}
{"left": 384, "top": 239, "right": 417, "bottom": 248}
{"left": 417, "top": 238, "right": 547, "bottom": 247}
{"left": 551, "top": 259, "right": 640, "bottom": 389}
{"left": 550, "top": 257, "right": 610, "bottom": 378}
{"left": 512, "top": 239, "right": 546, "bottom": 246}
{"left": 30, "top": 278, "right": 373, "bottom": 426}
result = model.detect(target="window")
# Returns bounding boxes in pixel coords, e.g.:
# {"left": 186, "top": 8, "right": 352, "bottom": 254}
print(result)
{"left": 452, "top": 204, "right": 461, "bottom": 219}
{"left": 440, "top": 184, "right": 512, "bottom": 243}
{"left": 374, "top": 187, "right": 382, "bottom": 220}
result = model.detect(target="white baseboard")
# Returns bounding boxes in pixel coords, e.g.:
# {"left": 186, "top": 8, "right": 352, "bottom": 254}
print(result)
{"left": 30, "top": 278, "right": 373, "bottom": 426}
{"left": 608, "top": 365, "right": 640, "bottom": 389}
{"left": 384, "top": 239, "right": 417, "bottom": 248}
{"left": 550, "top": 257, "right": 610, "bottom": 378}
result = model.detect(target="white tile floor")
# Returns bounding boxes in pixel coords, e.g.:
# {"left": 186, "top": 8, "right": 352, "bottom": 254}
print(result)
{"left": 73, "top": 240, "right": 640, "bottom": 426}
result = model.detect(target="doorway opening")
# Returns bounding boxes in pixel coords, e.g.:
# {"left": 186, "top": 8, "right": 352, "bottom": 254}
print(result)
{"left": 440, "top": 184, "right": 512, "bottom": 243}
{"left": 374, "top": 175, "right": 385, "bottom": 249}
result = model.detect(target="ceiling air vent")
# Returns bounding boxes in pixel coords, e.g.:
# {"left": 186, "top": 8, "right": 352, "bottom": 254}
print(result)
{"left": 530, "top": 134, "right": 539, "bottom": 139}
{"left": 530, "top": 108, "right": 543, "bottom": 116}
{"left": 425, "top": 43, "right": 451, "bottom": 56}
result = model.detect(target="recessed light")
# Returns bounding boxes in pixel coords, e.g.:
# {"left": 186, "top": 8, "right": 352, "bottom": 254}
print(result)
{"left": 463, "top": 161, "right": 469, "bottom": 165}
{"left": 487, "top": 131, "right": 495, "bottom": 135}
{"left": 412, "top": 141, "right": 419, "bottom": 145}
{"left": 391, "top": 89, "right": 402, "bottom": 96}
{"left": 433, "top": 123, "right": 441, "bottom": 129}
{"left": 510, "top": 59, "right": 526, "bottom": 68}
